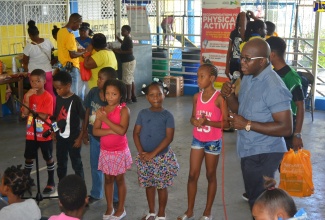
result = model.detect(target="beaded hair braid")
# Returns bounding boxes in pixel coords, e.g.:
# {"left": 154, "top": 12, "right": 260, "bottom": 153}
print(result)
{"left": 3, "top": 165, "right": 34, "bottom": 197}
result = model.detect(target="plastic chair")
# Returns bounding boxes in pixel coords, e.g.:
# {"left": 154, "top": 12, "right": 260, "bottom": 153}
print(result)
{"left": 298, "top": 71, "right": 314, "bottom": 122}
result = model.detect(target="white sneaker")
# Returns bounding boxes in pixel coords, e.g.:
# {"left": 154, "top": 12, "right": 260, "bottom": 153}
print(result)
{"left": 242, "top": 193, "right": 249, "bottom": 202}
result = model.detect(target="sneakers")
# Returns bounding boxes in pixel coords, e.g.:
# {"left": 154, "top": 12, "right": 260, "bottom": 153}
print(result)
{"left": 242, "top": 192, "right": 249, "bottom": 201}
{"left": 126, "top": 96, "right": 137, "bottom": 104}
{"left": 131, "top": 96, "right": 137, "bottom": 102}
{"left": 86, "top": 195, "right": 101, "bottom": 207}
{"left": 42, "top": 185, "right": 55, "bottom": 194}
{"left": 29, "top": 177, "right": 36, "bottom": 187}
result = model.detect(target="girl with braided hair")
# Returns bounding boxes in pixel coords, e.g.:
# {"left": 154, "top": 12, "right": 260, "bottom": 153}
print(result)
{"left": 178, "top": 64, "right": 229, "bottom": 220}
{"left": 134, "top": 80, "right": 179, "bottom": 220}
{"left": 0, "top": 165, "right": 41, "bottom": 220}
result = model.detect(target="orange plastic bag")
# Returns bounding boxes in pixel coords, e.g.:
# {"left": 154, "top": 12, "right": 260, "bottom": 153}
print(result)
{"left": 80, "top": 61, "right": 92, "bottom": 81}
{"left": 279, "top": 149, "right": 314, "bottom": 197}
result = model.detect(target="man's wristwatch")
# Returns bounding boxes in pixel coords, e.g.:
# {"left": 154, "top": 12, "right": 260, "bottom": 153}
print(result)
{"left": 245, "top": 120, "right": 251, "bottom": 132}
{"left": 294, "top": 133, "right": 302, "bottom": 138}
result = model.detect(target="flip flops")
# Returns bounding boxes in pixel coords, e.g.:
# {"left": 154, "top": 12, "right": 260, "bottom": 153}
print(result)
{"left": 199, "top": 215, "right": 213, "bottom": 220}
{"left": 177, "top": 214, "right": 195, "bottom": 220}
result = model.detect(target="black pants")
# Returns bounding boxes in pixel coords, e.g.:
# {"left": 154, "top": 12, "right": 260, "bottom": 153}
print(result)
{"left": 56, "top": 137, "right": 84, "bottom": 181}
{"left": 241, "top": 152, "right": 284, "bottom": 209}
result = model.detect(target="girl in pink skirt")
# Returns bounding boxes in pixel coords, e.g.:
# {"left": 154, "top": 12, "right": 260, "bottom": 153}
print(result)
{"left": 93, "top": 79, "right": 132, "bottom": 220}
{"left": 133, "top": 81, "right": 179, "bottom": 220}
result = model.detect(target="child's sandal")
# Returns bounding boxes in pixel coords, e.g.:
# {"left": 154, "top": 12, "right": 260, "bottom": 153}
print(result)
{"left": 199, "top": 215, "right": 213, "bottom": 220}
{"left": 155, "top": 216, "right": 166, "bottom": 220}
{"left": 102, "top": 208, "right": 114, "bottom": 220}
{"left": 142, "top": 213, "right": 156, "bottom": 220}
{"left": 177, "top": 214, "right": 195, "bottom": 220}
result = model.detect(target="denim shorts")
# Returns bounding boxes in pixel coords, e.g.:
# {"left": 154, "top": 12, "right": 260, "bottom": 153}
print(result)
{"left": 191, "top": 137, "right": 222, "bottom": 155}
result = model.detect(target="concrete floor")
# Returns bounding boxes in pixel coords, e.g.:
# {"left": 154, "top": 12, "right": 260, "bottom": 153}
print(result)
{"left": 0, "top": 95, "right": 324, "bottom": 220}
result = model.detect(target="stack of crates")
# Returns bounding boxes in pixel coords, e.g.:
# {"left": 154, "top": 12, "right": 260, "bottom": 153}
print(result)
{"left": 164, "top": 76, "right": 184, "bottom": 97}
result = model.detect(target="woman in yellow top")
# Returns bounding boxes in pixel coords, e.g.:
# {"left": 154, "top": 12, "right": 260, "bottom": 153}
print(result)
{"left": 84, "top": 34, "right": 118, "bottom": 89}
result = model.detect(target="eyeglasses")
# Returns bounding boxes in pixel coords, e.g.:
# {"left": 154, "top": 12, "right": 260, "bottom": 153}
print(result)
{"left": 240, "top": 56, "right": 266, "bottom": 63}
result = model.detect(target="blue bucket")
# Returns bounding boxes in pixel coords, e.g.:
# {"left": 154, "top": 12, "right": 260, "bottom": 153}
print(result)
{"left": 183, "top": 63, "right": 200, "bottom": 84}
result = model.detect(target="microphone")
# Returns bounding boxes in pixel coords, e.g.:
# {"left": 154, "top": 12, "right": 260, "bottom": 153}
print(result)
{"left": 42, "top": 120, "right": 66, "bottom": 138}
{"left": 231, "top": 71, "right": 241, "bottom": 84}
{"left": 42, "top": 129, "right": 52, "bottom": 138}
{"left": 49, "top": 116, "right": 66, "bottom": 132}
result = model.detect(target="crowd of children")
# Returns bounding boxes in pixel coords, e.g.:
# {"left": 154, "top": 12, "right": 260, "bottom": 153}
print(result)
{"left": 0, "top": 10, "right": 310, "bottom": 220}
{"left": 1, "top": 62, "right": 308, "bottom": 220}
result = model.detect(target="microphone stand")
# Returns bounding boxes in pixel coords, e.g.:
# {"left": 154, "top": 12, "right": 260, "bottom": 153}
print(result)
{"left": 14, "top": 97, "right": 58, "bottom": 203}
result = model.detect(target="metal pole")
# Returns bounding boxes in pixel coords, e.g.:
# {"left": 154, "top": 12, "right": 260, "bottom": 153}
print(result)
{"left": 311, "top": 11, "right": 321, "bottom": 109}
{"left": 292, "top": 0, "right": 299, "bottom": 67}
{"left": 66, "top": 0, "right": 70, "bottom": 22}
{"left": 156, "top": 0, "right": 160, "bottom": 46}
{"left": 264, "top": 0, "right": 268, "bottom": 20}
{"left": 182, "top": 0, "right": 186, "bottom": 49}
{"left": 115, "top": 0, "right": 121, "bottom": 37}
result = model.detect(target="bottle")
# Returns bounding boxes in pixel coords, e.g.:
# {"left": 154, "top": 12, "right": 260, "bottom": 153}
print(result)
{"left": 12, "top": 56, "right": 17, "bottom": 73}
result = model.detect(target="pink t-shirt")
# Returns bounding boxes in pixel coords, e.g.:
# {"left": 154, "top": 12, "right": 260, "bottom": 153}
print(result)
{"left": 161, "top": 16, "right": 174, "bottom": 25}
{"left": 193, "top": 90, "right": 222, "bottom": 142}
{"left": 100, "top": 103, "right": 128, "bottom": 151}
{"left": 49, "top": 212, "right": 80, "bottom": 220}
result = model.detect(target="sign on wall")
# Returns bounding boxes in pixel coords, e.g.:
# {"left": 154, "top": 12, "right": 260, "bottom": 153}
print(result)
{"left": 201, "top": 0, "right": 240, "bottom": 83}
{"left": 126, "top": 6, "right": 151, "bottom": 40}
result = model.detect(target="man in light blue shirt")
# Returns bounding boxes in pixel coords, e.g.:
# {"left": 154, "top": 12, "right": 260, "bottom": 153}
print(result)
{"left": 221, "top": 38, "right": 292, "bottom": 210}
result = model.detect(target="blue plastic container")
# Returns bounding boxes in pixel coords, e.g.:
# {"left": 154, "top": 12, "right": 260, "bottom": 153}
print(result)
{"left": 182, "top": 49, "right": 200, "bottom": 85}
{"left": 183, "top": 63, "right": 200, "bottom": 84}
{"left": 1, "top": 103, "right": 11, "bottom": 116}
